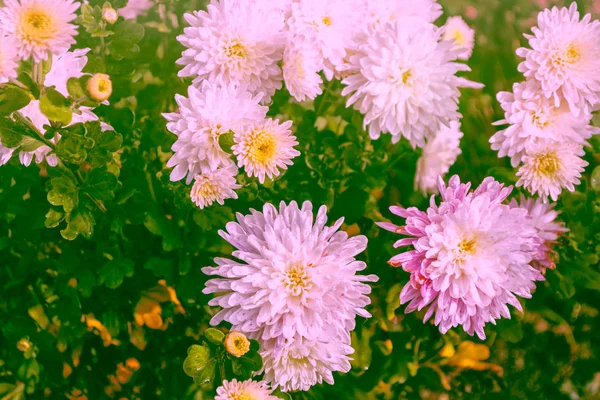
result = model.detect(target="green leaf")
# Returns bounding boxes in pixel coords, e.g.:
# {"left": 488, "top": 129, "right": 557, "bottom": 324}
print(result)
{"left": 18, "top": 136, "right": 46, "bottom": 152}
{"left": 143, "top": 257, "right": 174, "bottom": 281}
{"left": 183, "top": 344, "right": 211, "bottom": 377}
{"left": 45, "top": 209, "right": 65, "bottom": 228}
{"left": 495, "top": 317, "right": 523, "bottom": 343}
{"left": 0, "top": 116, "right": 40, "bottom": 148}
{"left": 47, "top": 176, "right": 79, "bottom": 213}
{"left": 218, "top": 130, "right": 235, "bottom": 154}
{"left": 67, "top": 77, "right": 87, "bottom": 99}
{"left": 82, "top": 167, "right": 119, "bottom": 201}
{"left": 40, "top": 87, "right": 73, "bottom": 125}
{"left": 97, "top": 259, "right": 135, "bottom": 289}
{"left": 591, "top": 166, "right": 600, "bottom": 191}
{"left": 204, "top": 328, "right": 225, "bottom": 345}
{"left": 0, "top": 86, "right": 32, "bottom": 117}
{"left": 60, "top": 209, "right": 95, "bottom": 240}
{"left": 192, "top": 359, "right": 216, "bottom": 386}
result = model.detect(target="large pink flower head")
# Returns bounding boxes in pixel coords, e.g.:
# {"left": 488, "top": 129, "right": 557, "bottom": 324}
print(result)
{"left": 341, "top": 18, "right": 481, "bottom": 148}
{"left": 176, "top": 0, "right": 285, "bottom": 103}
{"left": 492, "top": 80, "right": 600, "bottom": 167}
{"left": 378, "top": 175, "right": 545, "bottom": 339}
{"left": 516, "top": 3, "right": 600, "bottom": 115}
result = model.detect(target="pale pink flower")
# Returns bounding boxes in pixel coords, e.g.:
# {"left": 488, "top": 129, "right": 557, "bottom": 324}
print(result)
{"left": 190, "top": 162, "right": 241, "bottom": 209}
{"left": 282, "top": 35, "right": 323, "bottom": 102}
{"left": 0, "top": 33, "right": 19, "bottom": 83}
{"left": 215, "top": 379, "right": 278, "bottom": 400}
{"left": 443, "top": 16, "right": 475, "bottom": 60}
{"left": 118, "top": 0, "right": 153, "bottom": 20}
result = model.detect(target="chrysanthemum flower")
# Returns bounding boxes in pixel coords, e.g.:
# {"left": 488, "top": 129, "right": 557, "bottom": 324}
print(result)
{"left": 0, "top": 33, "right": 19, "bottom": 83}
{"left": 492, "top": 81, "right": 600, "bottom": 167}
{"left": 509, "top": 195, "right": 567, "bottom": 273}
{"left": 0, "top": 0, "right": 80, "bottom": 62}
{"left": 190, "top": 163, "right": 241, "bottom": 209}
{"left": 415, "top": 121, "right": 463, "bottom": 195}
{"left": 283, "top": 36, "right": 323, "bottom": 102}
{"left": 378, "top": 175, "right": 544, "bottom": 339}
{"left": 232, "top": 118, "right": 299, "bottom": 183}
{"left": 516, "top": 142, "right": 587, "bottom": 201}
{"left": 118, "top": 0, "right": 153, "bottom": 20}
{"left": 202, "top": 201, "right": 378, "bottom": 343}
{"left": 260, "top": 336, "right": 353, "bottom": 392}
{"left": 287, "top": 0, "right": 361, "bottom": 80}
{"left": 516, "top": 3, "right": 600, "bottom": 115}
{"left": 215, "top": 379, "right": 278, "bottom": 400}
{"left": 443, "top": 16, "right": 475, "bottom": 60}
{"left": 177, "top": 0, "right": 285, "bottom": 102}
{"left": 362, "top": 0, "right": 442, "bottom": 31}
{"left": 163, "top": 81, "right": 267, "bottom": 184}
{"left": 342, "top": 19, "right": 481, "bottom": 148}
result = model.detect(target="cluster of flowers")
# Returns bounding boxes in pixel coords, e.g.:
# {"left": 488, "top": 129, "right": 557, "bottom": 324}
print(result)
{"left": 379, "top": 175, "right": 566, "bottom": 339}
{"left": 491, "top": 3, "right": 600, "bottom": 201}
{"left": 0, "top": 0, "right": 114, "bottom": 166}
{"left": 168, "top": 0, "right": 481, "bottom": 208}
{"left": 202, "top": 201, "right": 379, "bottom": 392}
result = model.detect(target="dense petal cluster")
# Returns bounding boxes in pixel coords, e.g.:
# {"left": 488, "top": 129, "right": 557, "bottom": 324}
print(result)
{"left": 203, "top": 201, "right": 378, "bottom": 391}
{"left": 190, "top": 163, "right": 241, "bottom": 209}
{"left": 0, "top": 0, "right": 80, "bottom": 62}
{"left": 215, "top": 379, "right": 278, "bottom": 400}
{"left": 493, "top": 4, "right": 599, "bottom": 200}
{"left": 443, "top": 16, "right": 475, "bottom": 60}
{"left": 378, "top": 175, "right": 548, "bottom": 339}
{"left": 415, "top": 121, "right": 463, "bottom": 195}
{"left": 341, "top": 18, "right": 481, "bottom": 148}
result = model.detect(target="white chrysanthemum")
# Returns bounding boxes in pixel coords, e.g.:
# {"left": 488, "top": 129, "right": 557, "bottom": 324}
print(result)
{"left": 232, "top": 118, "right": 299, "bottom": 183}
{"left": 163, "top": 81, "right": 267, "bottom": 184}
{"left": 190, "top": 162, "right": 241, "bottom": 209}
{"left": 492, "top": 81, "right": 600, "bottom": 167}
{"left": 261, "top": 336, "right": 353, "bottom": 392}
{"left": 342, "top": 19, "right": 481, "bottom": 148}
{"left": 509, "top": 195, "right": 567, "bottom": 272}
{"left": 0, "top": 0, "right": 80, "bottom": 62}
{"left": 516, "top": 142, "right": 588, "bottom": 201}
{"left": 0, "top": 33, "right": 19, "bottom": 83}
{"left": 287, "top": 0, "right": 361, "bottom": 80}
{"left": 516, "top": 3, "right": 600, "bottom": 115}
{"left": 215, "top": 379, "right": 278, "bottom": 400}
{"left": 283, "top": 36, "right": 323, "bottom": 102}
{"left": 118, "top": 0, "right": 153, "bottom": 20}
{"left": 14, "top": 49, "right": 98, "bottom": 167}
{"left": 415, "top": 121, "right": 463, "bottom": 195}
{"left": 443, "top": 16, "right": 475, "bottom": 60}
{"left": 202, "top": 201, "right": 378, "bottom": 342}
{"left": 177, "top": 0, "right": 285, "bottom": 103}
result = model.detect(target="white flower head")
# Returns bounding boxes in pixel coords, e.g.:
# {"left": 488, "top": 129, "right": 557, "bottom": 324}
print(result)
{"left": 415, "top": 120, "right": 463, "bottom": 195}
{"left": 516, "top": 141, "right": 588, "bottom": 201}
{"left": 0, "top": 0, "right": 80, "bottom": 62}
{"left": 163, "top": 81, "right": 267, "bottom": 184}
{"left": 232, "top": 118, "right": 300, "bottom": 184}
{"left": 215, "top": 379, "right": 278, "bottom": 400}
{"left": 516, "top": 3, "right": 600, "bottom": 115}
{"left": 443, "top": 16, "right": 475, "bottom": 60}
{"left": 261, "top": 336, "right": 353, "bottom": 392}
{"left": 287, "top": 0, "right": 361, "bottom": 80}
{"left": 118, "top": 0, "right": 153, "bottom": 20}
{"left": 0, "top": 33, "right": 19, "bottom": 83}
{"left": 283, "top": 35, "right": 323, "bottom": 102}
{"left": 342, "top": 19, "right": 481, "bottom": 148}
{"left": 492, "top": 81, "right": 600, "bottom": 167}
{"left": 177, "top": 0, "right": 285, "bottom": 103}
{"left": 190, "top": 162, "right": 241, "bottom": 209}
{"left": 362, "top": 0, "right": 442, "bottom": 31}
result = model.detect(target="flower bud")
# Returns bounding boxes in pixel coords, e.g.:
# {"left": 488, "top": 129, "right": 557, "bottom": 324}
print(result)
{"left": 86, "top": 73, "right": 113, "bottom": 102}
{"left": 224, "top": 331, "right": 250, "bottom": 358}
{"left": 17, "top": 338, "right": 32, "bottom": 352}
{"left": 102, "top": 7, "right": 118, "bottom": 24}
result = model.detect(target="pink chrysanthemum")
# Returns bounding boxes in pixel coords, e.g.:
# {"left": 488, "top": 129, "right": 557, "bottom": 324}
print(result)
{"left": 0, "top": 0, "right": 80, "bottom": 62}
{"left": 282, "top": 35, "right": 323, "bottom": 102}
{"left": 190, "top": 162, "right": 241, "bottom": 209}
{"left": 509, "top": 195, "right": 567, "bottom": 273}
{"left": 516, "top": 3, "right": 600, "bottom": 115}
{"left": 163, "top": 80, "right": 267, "bottom": 184}
{"left": 215, "top": 378, "right": 278, "bottom": 400}
{"left": 0, "top": 33, "right": 19, "bottom": 83}
{"left": 492, "top": 81, "right": 600, "bottom": 167}
{"left": 378, "top": 175, "right": 544, "bottom": 339}
{"left": 118, "top": 0, "right": 153, "bottom": 20}
{"left": 177, "top": 0, "right": 285, "bottom": 103}
{"left": 342, "top": 18, "right": 481, "bottom": 148}
{"left": 443, "top": 16, "right": 475, "bottom": 60}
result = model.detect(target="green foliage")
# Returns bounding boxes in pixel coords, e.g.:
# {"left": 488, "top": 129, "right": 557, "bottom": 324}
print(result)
{"left": 0, "top": 0, "right": 599, "bottom": 400}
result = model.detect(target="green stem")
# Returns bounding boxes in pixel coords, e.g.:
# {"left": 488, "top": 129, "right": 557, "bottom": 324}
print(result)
{"left": 315, "top": 79, "right": 335, "bottom": 117}
{"left": 13, "top": 112, "right": 56, "bottom": 150}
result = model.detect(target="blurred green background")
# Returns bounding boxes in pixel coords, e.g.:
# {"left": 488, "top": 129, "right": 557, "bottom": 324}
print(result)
{"left": 1, "top": 0, "right": 600, "bottom": 398}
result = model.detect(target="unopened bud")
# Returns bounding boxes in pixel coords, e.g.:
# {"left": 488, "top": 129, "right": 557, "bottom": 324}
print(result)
{"left": 102, "top": 7, "right": 118, "bottom": 24}
{"left": 224, "top": 331, "right": 250, "bottom": 358}
{"left": 17, "top": 338, "right": 32, "bottom": 352}
{"left": 87, "top": 73, "right": 113, "bottom": 102}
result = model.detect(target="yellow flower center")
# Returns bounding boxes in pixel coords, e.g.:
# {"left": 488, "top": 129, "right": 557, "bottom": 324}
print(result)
{"left": 228, "top": 391, "right": 255, "bottom": 400}
{"left": 283, "top": 265, "right": 312, "bottom": 296}
{"left": 450, "top": 29, "right": 466, "bottom": 47}
{"left": 533, "top": 152, "right": 560, "bottom": 177}
{"left": 531, "top": 111, "right": 550, "bottom": 129}
{"left": 401, "top": 70, "right": 412, "bottom": 84}
{"left": 246, "top": 130, "right": 277, "bottom": 167}
{"left": 192, "top": 179, "right": 219, "bottom": 199}
{"left": 87, "top": 74, "right": 113, "bottom": 102}
{"left": 19, "top": 7, "right": 56, "bottom": 43}
{"left": 553, "top": 43, "right": 580, "bottom": 67}
{"left": 322, "top": 16, "right": 332, "bottom": 26}
{"left": 455, "top": 237, "right": 477, "bottom": 264}
{"left": 225, "top": 40, "right": 248, "bottom": 59}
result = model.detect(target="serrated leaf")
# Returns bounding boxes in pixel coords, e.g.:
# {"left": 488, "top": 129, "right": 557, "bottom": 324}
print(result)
{"left": 97, "top": 259, "right": 134, "bottom": 289}
{"left": 45, "top": 209, "right": 65, "bottom": 228}
{"left": 82, "top": 167, "right": 119, "bottom": 201}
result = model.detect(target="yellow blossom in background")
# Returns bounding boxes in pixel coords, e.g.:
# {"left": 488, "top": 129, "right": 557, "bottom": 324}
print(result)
{"left": 134, "top": 280, "right": 184, "bottom": 330}
{"left": 85, "top": 315, "right": 120, "bottom": 347}
{"left": 443, "top": 341, "right": 503, "bottom": 375}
